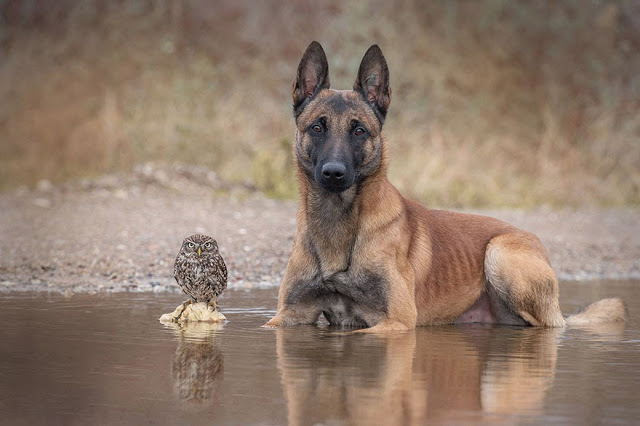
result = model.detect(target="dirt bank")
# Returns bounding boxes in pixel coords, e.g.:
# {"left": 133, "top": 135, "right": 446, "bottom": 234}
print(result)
{"left": 1, "top": 166, "right": 638, "bottom": 295}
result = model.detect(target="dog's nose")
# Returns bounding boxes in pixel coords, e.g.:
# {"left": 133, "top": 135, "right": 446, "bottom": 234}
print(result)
{"left": 322, "top": 162, "right": 346, "bottom": 181}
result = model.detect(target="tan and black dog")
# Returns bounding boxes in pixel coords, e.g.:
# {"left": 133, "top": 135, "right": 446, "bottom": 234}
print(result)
{"left": 265, "top": 41, "right": 627, "bottom": 332}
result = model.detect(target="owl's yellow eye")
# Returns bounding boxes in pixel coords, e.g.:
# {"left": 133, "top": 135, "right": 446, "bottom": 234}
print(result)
{"left": 205, "top": 242, "right": 212, "bottom": 249}
{"left": 188, "top": 242, "right": 195, "bottom": 249}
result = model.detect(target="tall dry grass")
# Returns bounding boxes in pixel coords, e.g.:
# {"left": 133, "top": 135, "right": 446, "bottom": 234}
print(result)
{"left": 1, "top": 0, "right": 638, "bottom": 207}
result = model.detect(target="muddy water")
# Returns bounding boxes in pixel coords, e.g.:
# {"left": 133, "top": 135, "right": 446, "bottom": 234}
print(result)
{"left": 0, "top": 281, "right": 638, "bottom": 425}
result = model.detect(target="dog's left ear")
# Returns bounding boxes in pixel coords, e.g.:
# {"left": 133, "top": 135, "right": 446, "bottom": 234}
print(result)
{"left": 354, "top": 45, "right": 391, "bottom": 120}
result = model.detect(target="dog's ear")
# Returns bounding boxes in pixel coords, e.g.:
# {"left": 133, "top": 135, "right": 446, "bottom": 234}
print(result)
{"left": 293, "top": 41, "right": 330, "bottom": 114}
{"left": 354, "top": 44, "right": 391, "bottom": 120}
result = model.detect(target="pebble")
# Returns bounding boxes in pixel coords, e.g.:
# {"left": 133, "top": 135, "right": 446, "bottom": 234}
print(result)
{"left": 113, "top": 189, "right": 128, "bottom": 199}
{"left": 32, "top": 198, "right": 51, "bottom": 208}
{"left": 36, "top": 179, "right": 53, "bottom": 192}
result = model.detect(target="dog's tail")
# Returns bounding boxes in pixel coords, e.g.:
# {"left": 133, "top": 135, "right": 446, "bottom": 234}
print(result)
{"left": 565, "top": 297, "right": 628, "bottom": 326}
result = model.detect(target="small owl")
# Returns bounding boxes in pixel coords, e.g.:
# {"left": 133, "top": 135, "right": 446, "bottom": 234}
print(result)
{"left": 174, "top": 234, "right": 227, "bottom": 310}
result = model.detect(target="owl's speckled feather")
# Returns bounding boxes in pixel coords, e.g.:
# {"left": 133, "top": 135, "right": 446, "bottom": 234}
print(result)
{"left": 174, "top": 234, "right": 227, "bottom": 306}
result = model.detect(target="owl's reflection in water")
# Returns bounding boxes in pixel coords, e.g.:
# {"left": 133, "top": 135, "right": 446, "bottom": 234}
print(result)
{"left": 165, "top": 322, "right": 225, "bottom": 411}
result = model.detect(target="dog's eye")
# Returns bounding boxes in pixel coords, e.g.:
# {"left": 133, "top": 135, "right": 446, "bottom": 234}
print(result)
{"left": 311, "top": 124, "right": 322, "bottom": 133}
{"left": 354, "top": 127, "right": 366, "bottom": 136}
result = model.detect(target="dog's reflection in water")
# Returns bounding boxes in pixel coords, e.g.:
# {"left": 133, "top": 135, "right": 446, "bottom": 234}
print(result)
{"left": 276, "top": 324, "right": 625, "bottom": 425}
{"left": 276, "top": 326, "right": 414, "bottom": 425}
{"left": 164, "top": 322, "right": 224, "bottom": 411}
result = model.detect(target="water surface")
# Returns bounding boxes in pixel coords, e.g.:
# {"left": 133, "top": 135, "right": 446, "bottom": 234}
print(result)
{"left": 0, "top": 281, "right": 638, "bottom": 425}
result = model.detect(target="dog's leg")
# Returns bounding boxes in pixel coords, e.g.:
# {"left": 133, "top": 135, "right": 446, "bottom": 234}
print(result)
{"left": 353, "top": 319, "right": 411, "bottom": 333}
{"left": 484, "top": 232, "right": 566, "bottom": 327}
{"left": 265, "top": 238, "right": 322, "bottom": 328}
{"left": 352, "top": 266, "right": 418, "bottom": 332}
{"left": 264, "top": 305, "right": 322, "bottom": 328}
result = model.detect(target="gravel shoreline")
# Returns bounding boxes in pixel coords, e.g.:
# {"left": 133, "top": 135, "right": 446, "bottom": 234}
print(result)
{"left": 1, "top": 165, "right": 639, "bottom": 295}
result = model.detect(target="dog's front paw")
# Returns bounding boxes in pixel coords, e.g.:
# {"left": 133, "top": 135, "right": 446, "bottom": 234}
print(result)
{"left": 262, "top": 315, "right": 284, "bottom": 328}
{"left": 263, "top": 309, "right": 319, "bottom": 328}
{"left": 354, "top": 319, "right": 412, "bottom": 333}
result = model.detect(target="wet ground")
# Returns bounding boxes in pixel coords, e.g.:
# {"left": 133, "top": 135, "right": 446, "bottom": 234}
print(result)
{"left": 2, "top": 175, "right": 639, "bottom": 293}
{"left": 1, "top": 281, "right": 638, "bottom": 425}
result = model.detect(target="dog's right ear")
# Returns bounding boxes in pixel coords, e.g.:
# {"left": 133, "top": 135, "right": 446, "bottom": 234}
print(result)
{"left": 293, "top": 41, "right": 330, "bottom": 115}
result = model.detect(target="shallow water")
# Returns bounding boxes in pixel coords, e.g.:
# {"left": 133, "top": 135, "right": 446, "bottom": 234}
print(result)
{"left": 0, "top": 281, "right": 638, "bottom": 425}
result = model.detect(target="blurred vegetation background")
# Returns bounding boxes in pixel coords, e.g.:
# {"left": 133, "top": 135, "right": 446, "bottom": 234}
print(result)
{"left": 1, "top": 0, "right": 638, "bottom": 207}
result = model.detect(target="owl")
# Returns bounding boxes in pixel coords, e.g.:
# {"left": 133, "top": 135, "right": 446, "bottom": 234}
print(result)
{"left": 174, "top": 234, "right": 227, "bottom": 310}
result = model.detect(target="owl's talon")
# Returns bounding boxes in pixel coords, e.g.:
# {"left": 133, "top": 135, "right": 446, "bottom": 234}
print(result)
{"left": 175, "top": 299, "right": 193, "bottom": 318}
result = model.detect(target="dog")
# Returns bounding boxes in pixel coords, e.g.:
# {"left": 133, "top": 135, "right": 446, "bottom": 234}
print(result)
{"left": 264, "top": 41, "right": 627, "bottom": 332}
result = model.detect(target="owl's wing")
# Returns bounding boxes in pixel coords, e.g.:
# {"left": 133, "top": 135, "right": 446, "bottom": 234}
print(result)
{"left": 209, "top": 254, "right": 227, "bottom": 289}
{"left": 219, "top": 256, "right": 228, "bottom": 284}
{"left": 173, "top": 260, "right": 184, "bottom": 286}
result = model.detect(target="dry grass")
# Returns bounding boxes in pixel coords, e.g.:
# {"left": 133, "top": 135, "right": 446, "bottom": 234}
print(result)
{"left": 1, "top": 0, "right": 638, "bottom": 207}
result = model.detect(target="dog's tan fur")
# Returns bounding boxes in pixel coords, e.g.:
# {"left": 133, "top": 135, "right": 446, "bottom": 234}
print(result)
{"left": 265, "top": 42, "right": 627, "bottom": 332}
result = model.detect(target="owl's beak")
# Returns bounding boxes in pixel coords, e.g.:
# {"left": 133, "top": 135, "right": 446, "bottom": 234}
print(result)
{"left": 197, "top": 247, "right": 202, "bottom": 256}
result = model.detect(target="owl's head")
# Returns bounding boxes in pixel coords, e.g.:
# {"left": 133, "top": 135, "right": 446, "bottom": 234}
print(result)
{"left": 181, "top": 234, "right": 219, "bottom": 257}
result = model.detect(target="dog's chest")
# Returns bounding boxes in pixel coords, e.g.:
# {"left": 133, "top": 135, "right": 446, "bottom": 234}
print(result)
{"left": 301, "top": 203, "right": 389, "bottom": 327}
{"left": 307, "top": 201, "right": 359, "bottom": 275}
{"left": 310, "top": 235, "right": 354, "bottom": 279}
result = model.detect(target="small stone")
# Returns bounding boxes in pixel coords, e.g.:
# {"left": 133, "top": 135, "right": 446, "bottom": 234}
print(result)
{"left": 36, "top": 179, "right": 53, "bottom": 192}
{"left": 32, "top": 198, "right": 51, "bottom": 208}
{"left": 113, "top": 189, "right": 128, "bottom": 199}
{"left": 14, "top": 186, "right": 28, "bottom": 195}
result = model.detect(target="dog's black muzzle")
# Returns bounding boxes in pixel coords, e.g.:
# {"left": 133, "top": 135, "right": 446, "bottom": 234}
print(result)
{"left": 314, "top": 160, "right": 355, "bottom": 193}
